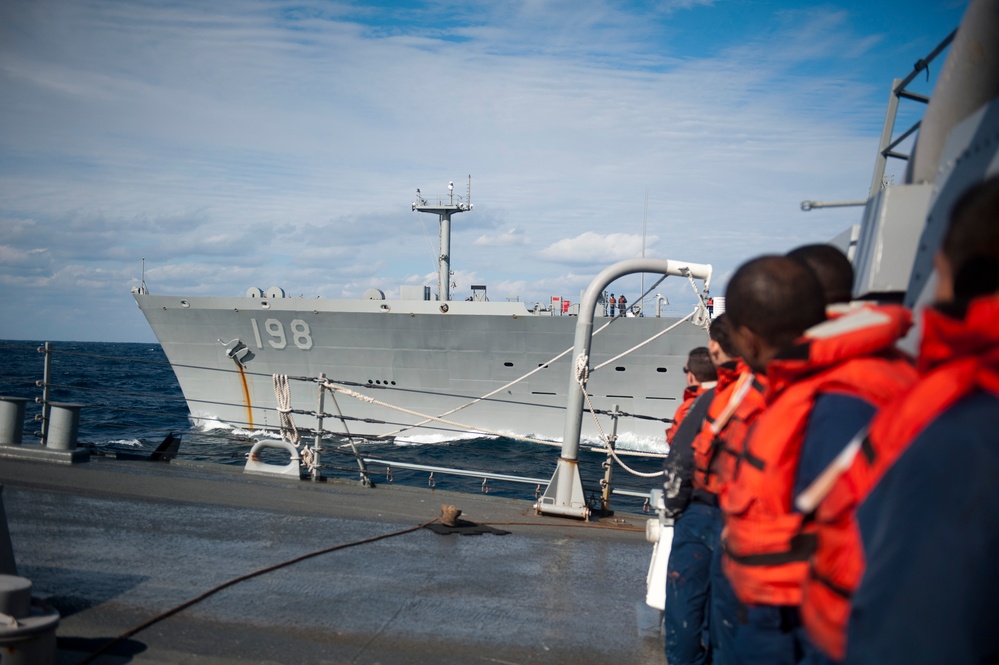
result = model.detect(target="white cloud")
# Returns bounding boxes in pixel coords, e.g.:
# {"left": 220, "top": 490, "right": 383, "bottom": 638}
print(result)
{"left": 473, "top": 228, "right": 528, "bottom": 247}
{"left": 0, "top": 245, "right": 50, "bottom": 269}
{"left": 539, "top": 232, "right": 658, "bottom": 264}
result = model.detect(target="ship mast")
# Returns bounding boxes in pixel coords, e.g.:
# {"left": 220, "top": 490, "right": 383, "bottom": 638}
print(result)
{"left": 412, "top": 177, "right": 473, "bottom": 302}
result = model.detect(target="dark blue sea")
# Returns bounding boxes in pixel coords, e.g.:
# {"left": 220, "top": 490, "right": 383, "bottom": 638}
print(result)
{"left": 0, "top": 340, "right": 666, "bottom": 513}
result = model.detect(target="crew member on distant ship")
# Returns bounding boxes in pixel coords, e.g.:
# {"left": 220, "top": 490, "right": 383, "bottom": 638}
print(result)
{"left": 618, "top": 294, "right": 627, "bottom": 316}
{"left": 610, "top": 293, "right": 617, "bottom": 317}
{"left": 840, "top": 176, "right": 999, "bottom": 665}
{"left": 720, "top": 256, "right": 915, "bottom": 665}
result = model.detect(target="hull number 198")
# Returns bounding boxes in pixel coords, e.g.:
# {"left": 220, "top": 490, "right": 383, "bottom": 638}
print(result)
{"left": 250, "top": 318, "right": 314, "bottom": 350}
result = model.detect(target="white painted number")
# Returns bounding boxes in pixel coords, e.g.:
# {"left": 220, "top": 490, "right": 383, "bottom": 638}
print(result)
{"left": 249, "top": 318, "right": 313, "bottom": 350}
{"left": 250, "top": 318, "right": 263, "bottom": 349}
{"left": 265, "top": 318, "right": 286, "bottom": 349}
{"left": 291, "top": 319, "right": 313, "bottom": 350}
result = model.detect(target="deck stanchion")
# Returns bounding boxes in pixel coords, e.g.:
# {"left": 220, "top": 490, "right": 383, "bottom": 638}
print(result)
{"left": 312, "top": 375, "right": 325, "bottom": 482}
{"left": 599, "top": 404, "right": 620, "bottom": 515}
{"left": 35, "top": 343, "right": 52, "bottom": 445}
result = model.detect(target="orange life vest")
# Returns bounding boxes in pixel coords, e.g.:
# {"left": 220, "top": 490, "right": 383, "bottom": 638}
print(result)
{"left": 801, "top": 295, "right": 999, "bottom": 659}
{"left": 690, "top": 360, "right": 766, "bottom": 495}
{"left": 721, "top": 305, "right": 916, "bottom": 607}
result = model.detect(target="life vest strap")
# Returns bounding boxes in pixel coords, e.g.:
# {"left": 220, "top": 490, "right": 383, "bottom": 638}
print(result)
{"left": 725, "top": 533, "right": 817, "bottom": 566}
{"left": 809, "top": 564, "right": 853, "bottom": 600}
{"left": 742, "top": 447, "right": 766, "bottom": 471}
{"left": 860, "top": 434, "right": 876, "bottom": 464}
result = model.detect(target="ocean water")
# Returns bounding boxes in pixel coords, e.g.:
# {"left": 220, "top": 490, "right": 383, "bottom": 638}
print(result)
{"left": 0, "top": 340, "right": 666, "bottom": 513}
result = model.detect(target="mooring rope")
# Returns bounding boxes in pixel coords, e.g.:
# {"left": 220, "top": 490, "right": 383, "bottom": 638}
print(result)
{"left": 602, "top": 444, "right": 667, "bottom": 478}
{"left": 374, "top": 315, "right": 621, "bottom": 440}
{"left": 272, "top": 374, "right": 300, "bottom": 446}
{"left": 571, "top": 353, "right": 666, "bottom": 479}
{"left": 374, "top": 289, "right": 705, "bottom": 443}
{"left": 319, "top": 380, "right": 562, "bottom": 448}
{"left": 591, "top": 311, "right": 697, "bottom": 372}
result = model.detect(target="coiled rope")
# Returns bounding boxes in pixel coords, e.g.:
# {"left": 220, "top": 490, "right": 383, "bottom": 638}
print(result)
{"left": 272, "top": 374, "right": 300, "bottom": 446}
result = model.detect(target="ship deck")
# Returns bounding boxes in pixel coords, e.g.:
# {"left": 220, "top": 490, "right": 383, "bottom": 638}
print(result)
{"left": 0, "top": 456, "right": 665, "bottom": 664}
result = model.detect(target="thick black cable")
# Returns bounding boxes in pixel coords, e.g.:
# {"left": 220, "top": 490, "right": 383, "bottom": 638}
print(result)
{"left": 75, "top": 517, "right": 439, "bottom": 665}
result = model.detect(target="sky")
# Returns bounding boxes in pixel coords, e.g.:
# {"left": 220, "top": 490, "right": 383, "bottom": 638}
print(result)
{"left": 0, "top": 0, "right": 969, "bottom": 342}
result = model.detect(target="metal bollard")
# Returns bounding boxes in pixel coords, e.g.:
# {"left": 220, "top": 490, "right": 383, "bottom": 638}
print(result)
{"left": 45, "top": 403, "right": 83, "bottom": 451}
{"left": 0, "top": 574, "right": 60, "bottom": 665}
{"left": 0, "top": 397, "right": 28, "bottom": 446}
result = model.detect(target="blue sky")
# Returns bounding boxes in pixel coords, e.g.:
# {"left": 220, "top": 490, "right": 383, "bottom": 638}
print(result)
{"left": 0, "top": 0, "right": 969, "bottom": 342}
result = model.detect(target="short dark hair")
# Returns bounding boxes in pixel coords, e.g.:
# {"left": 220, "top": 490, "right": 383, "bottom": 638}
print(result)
{"left": 725, "top": 255, "right": 826, "bottom": 348}
{"left": 943, "top": 175, "right": 999, "bottom": 298}
{"left": 787, "top": 243, "right": 854, "bottom": 305}
{"left": 708, "top": 313, "right": 737, "bottom": 358}
{"left": 686, "top": 347, "right": 717, "bottom": 383}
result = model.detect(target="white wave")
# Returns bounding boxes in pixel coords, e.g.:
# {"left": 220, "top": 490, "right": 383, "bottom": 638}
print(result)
{"left": 612, "top": 432, "right": 669, "bottom": 455}
{"left": 393, "top": 431, "right": 497, "bottom": 446}
{"left": 189, "top": 414, "right": 280, "bottom": 440}
{"left": 108, "top": 438, "right": 142, "bottom": 447}
{"left": 189, "top": 414, "right": 230, "bottom": 431}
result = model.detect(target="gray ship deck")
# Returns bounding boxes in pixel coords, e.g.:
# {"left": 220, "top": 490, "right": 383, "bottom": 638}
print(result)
{"left": 0, "top": 457, "right": 665, "bottom": 664}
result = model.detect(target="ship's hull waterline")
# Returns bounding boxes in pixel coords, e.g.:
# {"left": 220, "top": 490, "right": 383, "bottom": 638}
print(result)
{"left": 135, "top": 293, "right": 705, "bottom": 446}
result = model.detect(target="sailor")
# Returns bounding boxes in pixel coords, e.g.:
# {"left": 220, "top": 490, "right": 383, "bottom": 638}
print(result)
{"left": 610, "top": 293, "right": 617, "bottom": 317}
{"left": 664, "top": 315, "right": 760, "bottom": 665}
{"left": 769, "top": 243, "right": 894, "bottom": 662}
{"left": 661, "top": 343, "right": 723, "bottom": 525}
{"left": 665, "top": 347, "right": 716, "bottom": 446}
{"left": 720, "top": 256, "right": 915, "bottom": 665}
{"left": 680, "top": 313, "right": 767, "bottom": 665}
{"left": 835, "top": 176, "right": 999, "bottom": 664}
{"left": 618, "top": 294, "right": 628, "bottom": 316}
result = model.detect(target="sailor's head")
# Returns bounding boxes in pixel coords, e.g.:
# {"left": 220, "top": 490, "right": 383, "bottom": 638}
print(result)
{"left": 724, "top": 255, "right": 825, "bottom": 373}
{"left": 935, "top": 174, "right": 999, "bottom": 304}
{"left": 786, "top": 243, "right": 854, "bottom": 306}
{"left": 707, "top": 313, "right": 736, "bottom": 366}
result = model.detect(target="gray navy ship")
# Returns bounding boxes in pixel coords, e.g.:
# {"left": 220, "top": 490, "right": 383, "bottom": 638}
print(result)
{"left": 132, "top": 179, "right": 714, "bottom": 446}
